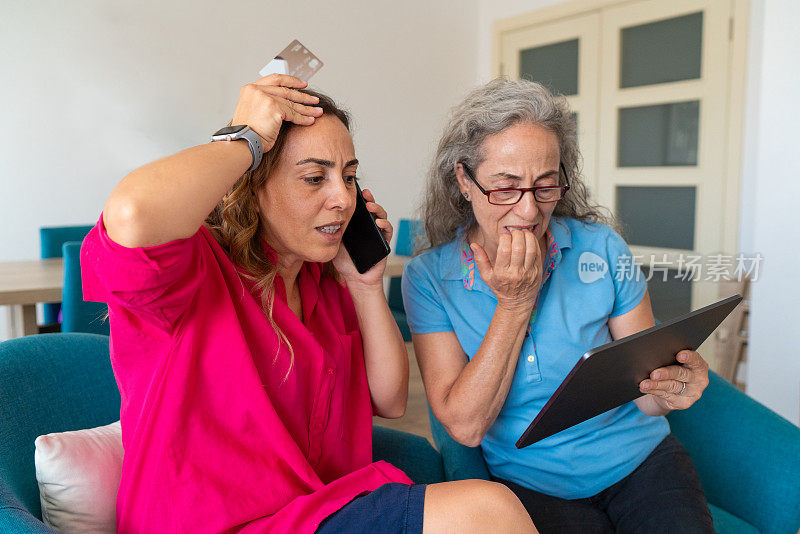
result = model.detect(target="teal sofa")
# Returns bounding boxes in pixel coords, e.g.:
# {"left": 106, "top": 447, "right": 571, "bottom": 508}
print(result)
{"left": 428, "top": 372, "right": 800, "bottom": 533}
{"left": 0, "top": 334, "right": 443, "bottom": 533}
{"left": 2, "top": 334, "right": 798, "bottom": 533}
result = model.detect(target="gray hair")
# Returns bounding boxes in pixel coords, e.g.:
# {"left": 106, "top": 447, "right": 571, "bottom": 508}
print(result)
{"left": 419, "top": 77, "right": 616, "bottom": 251}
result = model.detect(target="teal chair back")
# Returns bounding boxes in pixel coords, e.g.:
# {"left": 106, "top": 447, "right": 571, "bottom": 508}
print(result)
{"left": 39, "top": 225, "right": 94, "bottom": 324}
{"left": 0, "top": 334, "right": 119, "bottom": 523}
{"left": 394, "top": 219, "right": 422, "bottom": 257}
{"left": 61, "top": 241, "right": 109, "bottom": 335}
{"left": 389, "top": 219, "right": 422, "bottom": 341}
{"left": 428, "top": 371, "right": 800, "bottom": 534}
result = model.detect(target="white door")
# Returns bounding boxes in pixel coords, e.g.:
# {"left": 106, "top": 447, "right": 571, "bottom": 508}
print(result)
{"left": 497, "top": 0, "right": 741, "bottom": 363}
{"left": 597, "top": 0, "right": 733, "bottom": 325}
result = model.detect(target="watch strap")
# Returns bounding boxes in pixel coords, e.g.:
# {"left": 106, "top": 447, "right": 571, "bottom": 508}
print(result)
{"left": 211, "top": 126, "right": 263, "bottom": 172}
{"left": 239, "top": 127, "right": 263, "bottom": 172}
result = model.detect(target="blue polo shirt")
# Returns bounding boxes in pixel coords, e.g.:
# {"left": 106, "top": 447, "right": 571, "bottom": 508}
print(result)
{"left": 401, "top": 216, "right": 669, "bottom": 499}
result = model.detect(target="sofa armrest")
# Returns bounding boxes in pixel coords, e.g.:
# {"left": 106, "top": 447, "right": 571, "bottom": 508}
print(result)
{"left": 0, "top": 508, "right": 56, "bottom": 534}
{"left": 667, "top": 371, "right": 800, "bottom": 534}
{"left": 427, "top": 406, "right": 491, "bottom": 482}
{"left": 0, "top": 480, "right": 56, "bottom": 534}
{"left": 372, "top": 426, "right": 445, "bottom": 484}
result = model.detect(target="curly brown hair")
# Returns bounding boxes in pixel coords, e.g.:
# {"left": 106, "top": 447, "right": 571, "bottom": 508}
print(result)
{"left": 204, "top": 90, "right": 350, "bottom": 379}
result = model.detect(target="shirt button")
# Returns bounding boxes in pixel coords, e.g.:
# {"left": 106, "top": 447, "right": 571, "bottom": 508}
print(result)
{"left": 527, "top": 355, "right": 535, "bottom": 363}
{"left": 327, "top": 367, "right": 335, "bottom": 375}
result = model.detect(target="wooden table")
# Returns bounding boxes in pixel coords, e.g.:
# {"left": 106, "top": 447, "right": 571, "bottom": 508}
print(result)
{"left": 384, "top": 254, "right": 409, "bottom": 278}
{"left": 0, "top": 258, "right": 63, "bottom": 338}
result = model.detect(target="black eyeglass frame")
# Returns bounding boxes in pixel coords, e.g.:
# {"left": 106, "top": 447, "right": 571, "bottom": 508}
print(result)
{"left": 460, "top": 161, "right": 571, "bottom": 205}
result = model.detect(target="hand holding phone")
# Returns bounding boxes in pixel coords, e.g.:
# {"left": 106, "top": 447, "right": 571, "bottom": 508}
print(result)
{"left": 341, "top": 184, "right": 391, "bottom": 274}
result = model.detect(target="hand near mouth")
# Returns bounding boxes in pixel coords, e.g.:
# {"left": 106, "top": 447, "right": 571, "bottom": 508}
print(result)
{"left": 471, "top": 228, "right": 543, "bottom": 312}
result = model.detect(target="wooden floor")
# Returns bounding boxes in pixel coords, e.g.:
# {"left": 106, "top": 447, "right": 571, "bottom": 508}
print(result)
{"left": 373, "top": 343, "right": 434, "bottom": 444}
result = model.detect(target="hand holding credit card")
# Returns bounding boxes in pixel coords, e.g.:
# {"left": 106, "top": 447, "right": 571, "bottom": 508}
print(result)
{"left": 260, "top": 40, "right": 323, "bottom": 81}
{"left": 227, "top": 40, "right": 324, "bottom": 152}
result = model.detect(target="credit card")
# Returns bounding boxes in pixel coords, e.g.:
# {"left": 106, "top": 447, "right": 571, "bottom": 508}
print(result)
{"left": 259, "top": 39, "right": 323, "bottom": 81}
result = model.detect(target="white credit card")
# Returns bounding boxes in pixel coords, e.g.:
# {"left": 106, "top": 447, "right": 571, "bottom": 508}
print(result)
{"left": 259, "top": 39, "right": 323, "bottom": 81}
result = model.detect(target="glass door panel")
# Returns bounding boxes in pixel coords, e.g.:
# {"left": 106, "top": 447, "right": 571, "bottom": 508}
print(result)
{"left": 620, "top": 12, "right": 704, "bottom": 88}
{"left": 519, "top": 38, "right": 579, "bottom": 95}
{"left": 616, "top": 186, "right": 696, "bottom": 250}
{"left": 641, "top": 267, "right": 694, "bottom": 322}
{"left": 618, "top": 101, "right": 700, "bottom": 167}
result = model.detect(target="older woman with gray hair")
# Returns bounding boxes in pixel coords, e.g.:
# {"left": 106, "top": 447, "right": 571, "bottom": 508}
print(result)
{"left": 402, "top": 78, "right": 714, "bottom": 533}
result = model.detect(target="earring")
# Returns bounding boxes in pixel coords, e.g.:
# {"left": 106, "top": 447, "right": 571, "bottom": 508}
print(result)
{"left": 463, "top": 192, "right": 470, "bottom": 200}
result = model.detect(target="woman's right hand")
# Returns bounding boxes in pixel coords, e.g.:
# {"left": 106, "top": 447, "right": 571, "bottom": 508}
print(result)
{"left": 470, "top": 229, "right": 542, "bottom": 312}
{"left": 231, "top": 74, "right": 324, "bottom": 151}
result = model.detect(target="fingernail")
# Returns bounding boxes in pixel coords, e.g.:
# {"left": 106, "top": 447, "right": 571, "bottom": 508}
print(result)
{"left": 642, "top": 381, "right": 650, "bottom": 389}
{"left": 653, "top": 372, "right": 662, "bottom": 379}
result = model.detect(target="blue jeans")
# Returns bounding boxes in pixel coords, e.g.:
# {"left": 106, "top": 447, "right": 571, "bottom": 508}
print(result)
{"left": 493, "top": 434, "right": 714, "bottom": 533}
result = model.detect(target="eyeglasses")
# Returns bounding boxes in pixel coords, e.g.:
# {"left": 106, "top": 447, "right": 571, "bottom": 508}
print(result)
{"left": 460, "top": 161, "right": 571, "bottom": 205}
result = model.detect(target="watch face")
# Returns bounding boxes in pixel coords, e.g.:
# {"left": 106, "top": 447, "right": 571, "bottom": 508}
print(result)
{"left": 214, "top": 125, "right": 247, "bottom": 136}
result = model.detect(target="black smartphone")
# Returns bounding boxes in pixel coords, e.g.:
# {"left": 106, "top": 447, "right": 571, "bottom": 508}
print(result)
{"left": 342, "top": 183, "right": 391, "bottom": 274}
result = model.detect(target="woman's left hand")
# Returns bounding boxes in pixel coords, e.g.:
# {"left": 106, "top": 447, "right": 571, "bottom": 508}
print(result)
{"left": 333, "top": 188, "right": 393, "bottom": 290}
{"left": 639, "top": 350, "right": 710, "bottom": 411}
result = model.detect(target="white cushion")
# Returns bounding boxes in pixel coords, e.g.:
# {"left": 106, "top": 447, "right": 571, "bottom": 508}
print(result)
{"left": 34, "top": 420, "right": 123, "bottom": 534}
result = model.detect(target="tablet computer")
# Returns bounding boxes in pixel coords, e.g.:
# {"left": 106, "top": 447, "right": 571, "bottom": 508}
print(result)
{"left": 515, "top": 294, "right": 743, "bottom": 449}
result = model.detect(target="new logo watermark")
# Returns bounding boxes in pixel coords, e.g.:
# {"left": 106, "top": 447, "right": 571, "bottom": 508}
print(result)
{"left": 578, "top": 252, "right": 608, "bottom": 284}
{"left": 577, "top": 251, "right": 763, "bottom": 284}
{"left": 617, "top": 253, "right": 763, "bottom": 282}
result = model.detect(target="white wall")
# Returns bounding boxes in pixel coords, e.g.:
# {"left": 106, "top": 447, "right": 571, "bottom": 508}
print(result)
{"left": 478, "top": 0, "right": 800, "bottom": 423}
{"left": 740, "top": 0, "right": 800, "bottom": 425}
{"left": 0, "top": 0, "right": 479, "bottom": 338}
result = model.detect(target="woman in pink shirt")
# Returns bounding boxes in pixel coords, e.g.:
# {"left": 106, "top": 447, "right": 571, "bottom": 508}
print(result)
{"left": 82, "top": 74, "right": 536, "bottom": 533}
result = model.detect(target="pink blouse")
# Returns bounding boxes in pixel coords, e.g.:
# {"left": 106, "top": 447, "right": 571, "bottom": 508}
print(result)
{"left": 81, "top": 214, "right": 413, "bottom": 533}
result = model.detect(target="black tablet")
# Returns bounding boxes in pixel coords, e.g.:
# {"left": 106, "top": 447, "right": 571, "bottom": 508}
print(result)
{"left": 516, "top": 294, "right": 743, "bottom": 449}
